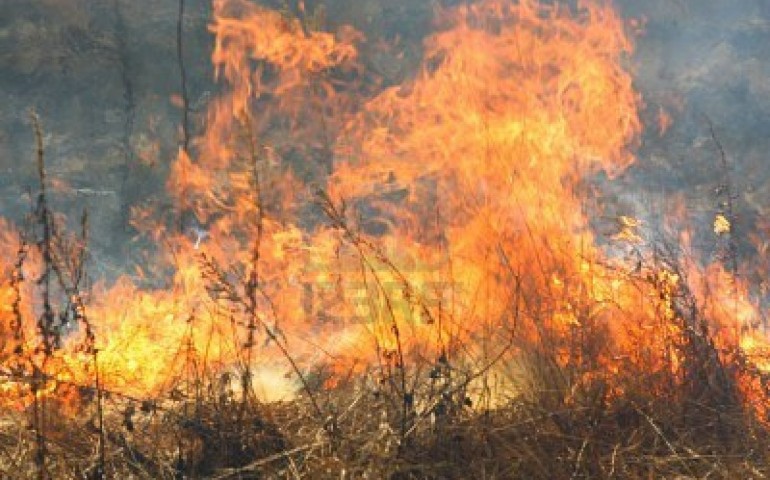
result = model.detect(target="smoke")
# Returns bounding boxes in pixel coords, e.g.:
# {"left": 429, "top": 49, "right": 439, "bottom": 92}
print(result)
{"left": 1, "top": 0, "right": 770, "bottom": 286}
{"left": 610, "top": 0, "right": 770, "bottom": 281}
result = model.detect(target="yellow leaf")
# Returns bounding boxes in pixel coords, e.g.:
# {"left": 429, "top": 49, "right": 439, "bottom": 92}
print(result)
{"left": 714, "top": 214, "right": 730, "bottom": 235}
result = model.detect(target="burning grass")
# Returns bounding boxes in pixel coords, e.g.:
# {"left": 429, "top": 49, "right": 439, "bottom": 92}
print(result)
{"left": 4, "top": 0, "right": 770, "bottom": 478}
{"left": 2, "top": 329, "right": 770, "bottom": 478}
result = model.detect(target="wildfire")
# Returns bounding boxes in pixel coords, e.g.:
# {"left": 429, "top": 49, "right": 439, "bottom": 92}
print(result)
{"left": 1, "top": 0, "right": 770, "bottom": 424}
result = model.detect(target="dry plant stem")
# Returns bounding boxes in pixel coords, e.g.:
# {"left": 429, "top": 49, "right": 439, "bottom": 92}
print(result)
{"left": 200, "top": 253, "right": 327, "bottom": 433}
{"left": 76, "top": 213, "right": 106, "bottom": 479}
{"left": 177, "top": 0, "right": 190, "bottom": 152}
{"left": 32, "top": 113, "right": 54, "bottom": 358}
{"left": 241, "top": 114, "right": 327, "bottom": 435}
{"left": 254, "top": 276, "right": 324, "bottom": 420}
{"left": 632, "top": 401, "right": 695, "bottom": 477}
{"left": 175, "top": 0, "right": 191, "bottom": 235}
{"left": 404, "top": 320, "right": 518, "bottom": 440}
{"left": 318, "top": 195, "right": 410, "bottom": 441}
{"left": 570, "top": 436, "right": 589, "bottom": 480}
{"left": 705, "top": 116, "right": 742, "bottom": 340}
{"left": 242, "top": 113, "right": 264, "bottom": 403}
{"left": 705, "top": 117, "right": 738, "bottom": 275}
{"left": 318, "top": 191, "right": 521, "bottom": 448}
{"left": 11, "top": 235, "right": 28, "bottom": 357}
{"left": 24, "top": 112, "right": 99, "bottom": 479}
{"left": 113, "top": 0, "right": 136, "bottom": 231}
{"left": 93, "top": 354, "right": 107, "bottom": 479}
{"left": 30, "top": 111, "right": 50, "bottom": 480}
{"left": 210, "top": 441, "right": 324, "bottom": 479}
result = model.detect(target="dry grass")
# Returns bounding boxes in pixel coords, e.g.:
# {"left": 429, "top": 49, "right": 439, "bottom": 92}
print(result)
{"left": 2, "top": 353, "right": 770, "bottom": 479}
{"left": 3, "top": 116, "right": 770, "bottom": 480}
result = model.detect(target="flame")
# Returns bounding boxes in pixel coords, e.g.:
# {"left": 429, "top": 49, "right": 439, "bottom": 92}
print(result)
{"left": 328, "top": 0, "right": 643, "bottom": 370}
{"left": 1, "top": 0, "right": 769, "bottom": 421}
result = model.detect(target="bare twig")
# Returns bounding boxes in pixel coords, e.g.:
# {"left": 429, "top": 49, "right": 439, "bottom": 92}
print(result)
{"left": 177, "top": 0, "right": 191, "bottom": 152}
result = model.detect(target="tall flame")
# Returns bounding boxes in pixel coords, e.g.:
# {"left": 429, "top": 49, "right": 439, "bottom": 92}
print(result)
{"left": 1, "top": 0, "right": 769, "bottom": 417}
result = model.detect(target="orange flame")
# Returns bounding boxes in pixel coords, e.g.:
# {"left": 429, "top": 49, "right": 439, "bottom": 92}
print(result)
{"left": 1, "top": 0, "right": 769, "bottom": 418}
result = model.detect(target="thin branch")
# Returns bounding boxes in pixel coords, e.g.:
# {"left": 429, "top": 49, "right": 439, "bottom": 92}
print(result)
{"left": 177, "top": 0, "right": 191, "bottom": 152}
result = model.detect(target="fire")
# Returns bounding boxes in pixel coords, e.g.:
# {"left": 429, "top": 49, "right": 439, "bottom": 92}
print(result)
{"left": 1, "top": 0, "right": 769, "bottom": 424}
{"left": 330, "top": 0, "right": 643, "bottom": 369}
